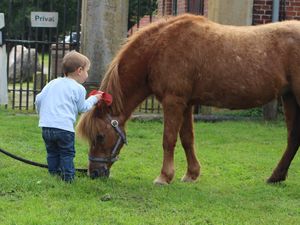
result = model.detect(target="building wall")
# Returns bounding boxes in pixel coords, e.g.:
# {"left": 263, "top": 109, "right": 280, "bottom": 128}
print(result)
{"left": 252, "top": 0, "right": 273, "bottom": 24}
{"left": 157, "top": 0, "right": 300, "bottom": 24}
{"left": 158, "top": 0, "right": 208, "bottom": 16}
{"left": 130, "top": 0, "right": 207, "bottom": 34}
{"left": 204, "top": 0, "right": 209, "bottom": 16}
{"left": 157, "top": 0, "right": 172, "bottom": 16}
{"left": 253, "top": 0, "right": 300, "bottom": 25}
{"left": 284, "top": 0, "right": 300, "bottom": 20}
{"left": 177, "top": 0, "right": 186, "bottom": 14}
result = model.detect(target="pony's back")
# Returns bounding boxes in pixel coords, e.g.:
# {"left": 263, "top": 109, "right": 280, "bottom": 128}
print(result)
{"left": 143, "top": 15, "right": 300, "bottom": 109}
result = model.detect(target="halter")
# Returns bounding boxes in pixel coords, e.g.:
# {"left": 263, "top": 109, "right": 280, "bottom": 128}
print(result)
{"left": 88, "top": 114, "right": 127, "bottom": 164}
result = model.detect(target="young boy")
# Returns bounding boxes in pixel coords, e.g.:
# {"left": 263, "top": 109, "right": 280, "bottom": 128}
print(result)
{"left": 35, "top": 50, "right": 102, "bottom": 182}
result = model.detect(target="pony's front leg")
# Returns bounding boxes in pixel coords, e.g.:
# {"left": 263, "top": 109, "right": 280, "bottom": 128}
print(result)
{"left": 154, "top": 95, "right": 186, "bottom": 185}
{"left": 180, "top": 106, "right": 200, "bottom": 182}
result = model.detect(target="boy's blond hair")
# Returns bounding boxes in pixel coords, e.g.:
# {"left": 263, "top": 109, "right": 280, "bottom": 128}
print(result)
{"left": 62, "top": 50, "right": 90, "bottom": 76}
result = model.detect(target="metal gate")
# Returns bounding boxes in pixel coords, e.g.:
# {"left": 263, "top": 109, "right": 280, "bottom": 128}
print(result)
{"left": 2, "top": 0, "right": 81, "bottom": 110}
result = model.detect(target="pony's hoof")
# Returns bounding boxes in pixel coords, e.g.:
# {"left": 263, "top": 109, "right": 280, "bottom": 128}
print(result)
{"left": 267, "top": 172, "right": 287, "bottom": 184}
{"left": 181, "top": 174, "right": 198, "bottom": 183}
{"left": 266, "top": 176, "right": 285, "bottom": 184}
{"left": 153, "top": 176, "right": 169, "bottom": 185}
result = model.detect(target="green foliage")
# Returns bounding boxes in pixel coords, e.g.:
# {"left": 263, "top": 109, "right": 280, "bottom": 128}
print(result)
{"left": 213, "top": 106, "right": 284, "bottom": 119}
{"left": 218, "top": 107, "right": 264, "bottom": 118}
{"left": 1, "top": 108, "right": 300, "bottom": 224}
{"left": 0, "top": 0, "right": 79, "bottom": 39}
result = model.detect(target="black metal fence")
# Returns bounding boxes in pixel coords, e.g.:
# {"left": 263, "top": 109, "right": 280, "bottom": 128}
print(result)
{"left": 2, "top": 0, "right": 81, "bottom": 110}
{"left": 3, "top": 0, "right": 204, "bottom": 113}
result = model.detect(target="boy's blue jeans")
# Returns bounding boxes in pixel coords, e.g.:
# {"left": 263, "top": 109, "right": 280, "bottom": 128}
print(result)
{"left": 42, "top": 127, "right": 75, "bottom": 182}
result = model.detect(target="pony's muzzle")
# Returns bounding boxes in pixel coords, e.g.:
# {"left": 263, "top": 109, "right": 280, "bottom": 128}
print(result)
{"left": 89, "top": 167, "right": 110, "bottom": 179}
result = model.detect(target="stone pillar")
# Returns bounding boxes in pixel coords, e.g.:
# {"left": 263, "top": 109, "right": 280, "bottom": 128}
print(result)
{"left": 208, "top": 0, "right": 254, "bottom": 25}
{"left": 81, "top": 0, "right": 129, "bottom": 84}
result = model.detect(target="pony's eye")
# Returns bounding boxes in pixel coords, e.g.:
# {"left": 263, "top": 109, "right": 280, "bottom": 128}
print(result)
{"left": 96, "top": 134, "right": 105, "bottom": 143}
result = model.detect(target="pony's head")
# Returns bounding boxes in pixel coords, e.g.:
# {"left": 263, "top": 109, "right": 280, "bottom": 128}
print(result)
{"left": 77, "top": 104, "right": 127, "bottom": 178}
{"left": 77, "top": 58, "right": 126, "bottom": 178}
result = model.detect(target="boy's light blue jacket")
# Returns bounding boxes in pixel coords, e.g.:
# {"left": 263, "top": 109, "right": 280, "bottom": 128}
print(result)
{"left": 35, "top": 77, "right": 98, "bottom": 132}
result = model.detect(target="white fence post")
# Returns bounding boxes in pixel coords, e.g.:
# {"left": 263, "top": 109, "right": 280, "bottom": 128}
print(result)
{"left": 0, "top": 13, "right": 8, "bottom": 106}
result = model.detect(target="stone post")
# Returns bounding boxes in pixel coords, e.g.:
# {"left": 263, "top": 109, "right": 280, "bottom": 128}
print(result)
{"left": 208, "top": 0, "right": 254, "bottom": 25}
{"left": 81, "top": 0, "right": 129, "bottom": 85}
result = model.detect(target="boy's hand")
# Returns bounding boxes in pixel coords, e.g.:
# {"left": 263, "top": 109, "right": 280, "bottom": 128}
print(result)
{"left": 94, "top": 93, "right": 103, "bottom": 101}
{"left": 88, "top": 90, "right": 113, "bottom": 106}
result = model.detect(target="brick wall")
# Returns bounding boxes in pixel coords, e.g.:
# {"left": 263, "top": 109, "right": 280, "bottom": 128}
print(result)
{"left": 157, "top": 0, "right": 173, "bottom": 16}
{"left": 203, "top": 0, "right": 208, "bottom": 16}
{"left": 253, "top": 0, "right": 300, "bottom": 25}
{"left": 284, "top": 0, "right": 300, "bottom": 20}
{"left": 177, "top": 0, "right": 186, "bottom": 14}
{"left": 252, "top": 0, "right": 273, "bottom": 24}
{"left": 158, "top": 0, "right": 208, "bottom": 16}
{"left": 130, "top": 0, "right": 207, "bottom": 34}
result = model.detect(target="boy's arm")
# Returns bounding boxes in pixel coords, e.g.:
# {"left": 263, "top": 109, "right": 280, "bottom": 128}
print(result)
{"left": 77, "top": 89, "right": 99, "bottom": 113}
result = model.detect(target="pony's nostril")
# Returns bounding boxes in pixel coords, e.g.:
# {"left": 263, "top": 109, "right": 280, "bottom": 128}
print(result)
{"left": 99, "top": 167, "right": 110, "bottom": 178}
{"left": 89, "top": 168, "right": 110, "bottom": 179}
{"left": 104, "top": 168, "right": 110, "bottom": 177}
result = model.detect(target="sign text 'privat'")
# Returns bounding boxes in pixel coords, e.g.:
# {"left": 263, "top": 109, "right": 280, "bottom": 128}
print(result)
{"left": 31, "top": 12, "right": 58, "bottom": 28}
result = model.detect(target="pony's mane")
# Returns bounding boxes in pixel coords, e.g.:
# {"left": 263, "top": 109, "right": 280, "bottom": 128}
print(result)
{"left": 99, "top": 18, "right": 168, "bottom": 115}
{"left": 76, "top": 108, "right": 98, "bottom": 144}
{"left": 100, "top": 57, "right": 123, "bottom": 115}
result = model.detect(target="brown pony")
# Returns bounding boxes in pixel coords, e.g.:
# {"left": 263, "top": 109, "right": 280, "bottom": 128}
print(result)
{"left": 77, "top": 14, "right": 300, "bottom": 184}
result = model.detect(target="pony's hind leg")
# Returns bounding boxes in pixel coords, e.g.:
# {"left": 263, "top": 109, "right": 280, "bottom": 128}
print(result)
{"left": 154, "top": 95, "right": 186, "bottom": 185}
{"left": 268, "top": 93, "right": 300, "bottom": 183}
{"left": 179, "top": 106, "right": 200, "bottom": 182}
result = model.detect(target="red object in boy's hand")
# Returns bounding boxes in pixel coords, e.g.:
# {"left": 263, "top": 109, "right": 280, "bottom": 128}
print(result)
{"left": 89, "top": 90, "right": 113, "bottom": 106}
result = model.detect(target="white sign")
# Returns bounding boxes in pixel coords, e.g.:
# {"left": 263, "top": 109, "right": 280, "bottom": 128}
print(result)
{"left": 31, "top": 12, "right": 58, "bottom": 28}
{"left": 0, "top": 13, "right": 4, "bottom": 29}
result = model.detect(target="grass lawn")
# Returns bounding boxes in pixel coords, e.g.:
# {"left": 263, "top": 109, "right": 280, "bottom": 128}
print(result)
{"left": 0, "top": 108, "right": 300, "bottom": 224}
